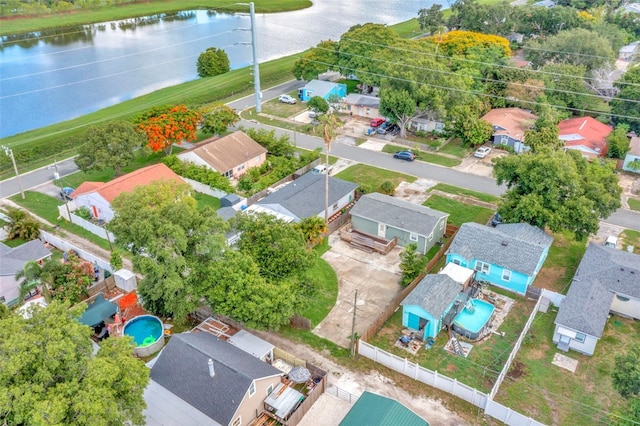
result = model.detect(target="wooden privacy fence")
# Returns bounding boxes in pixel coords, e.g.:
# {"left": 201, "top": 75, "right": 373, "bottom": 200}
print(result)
{"left": 359, "top": 228, "right": 457, "bottom": 342}
{"left": 284, "top": 374, "right": 326, "bottom": 426}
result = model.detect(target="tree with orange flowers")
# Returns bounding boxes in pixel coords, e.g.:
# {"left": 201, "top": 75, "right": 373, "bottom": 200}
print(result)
{"left": 135, "top": 104, "right": 201, "bottom": 155}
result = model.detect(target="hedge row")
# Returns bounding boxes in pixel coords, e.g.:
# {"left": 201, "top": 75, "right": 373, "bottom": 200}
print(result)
{"left": 162, "top": 155, "right": 234, "bottom": 193}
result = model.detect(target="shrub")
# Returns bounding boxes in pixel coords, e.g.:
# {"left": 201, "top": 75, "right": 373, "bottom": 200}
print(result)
{"left": 162, "top": 155, "right": 233, "bottom": 193}
{"left": 379, "top": 180, "right": 395, "bottom": 195}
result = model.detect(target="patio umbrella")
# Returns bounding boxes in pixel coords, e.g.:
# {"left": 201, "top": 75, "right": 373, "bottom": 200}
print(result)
{"left": 288, "top": 366, "right": 311, "bottom": 383}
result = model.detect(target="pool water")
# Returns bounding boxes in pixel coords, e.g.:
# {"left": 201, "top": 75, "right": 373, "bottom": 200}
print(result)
{"left": 123, "top": 315, "right": 163, "bottom": 347}
{"left": 453, "top": 299, "right": 495, "bottom": 335}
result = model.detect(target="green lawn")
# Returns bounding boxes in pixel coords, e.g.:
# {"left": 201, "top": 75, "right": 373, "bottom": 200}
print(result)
{"left": 0, "top": 0, "right": 312, "bottom": 35}
{"left": 534, "top": 231, "right": 586, "bottom": 294}
{"left": 496, "top": 310, "right": 639, "bottom": 426}
{"left": 369, "top": 297, "right": 536, "bottom": 393}
{"left": 391, "top": 18, "right": 422, "bottom": 39}
{"left": 298, "top": 255, "right": 338, "bottom": 327}
{"left": 335, "top": 164, "right": 416, "bottom": 190}
{"left": 261, "top": 94, "right": 308, "bottom": 118}
{"left": 627, "top": 198, "right": 640, "bottom": 212}
{"left": 193, "top": 193, "right": 221, "bottom": 211}
{"left": 2, "top": 238, "right": 27, "bottom": 248}
{"left": 9, "top": 191, "right": 112, "bottom": 251}
{"left": 619, "top": 229, "right": 640, "bottom": 254}
{"left": 382, "top": 144, "right": 461, "bottom": 167}
{"left": 438, "top": 139, "right": 471, "bottom": 158}
{"left": 422, "top": 195, "right": 494, "bottom": 227}
{"left": 431, "top": 183, "right": 499, "bottom": 204}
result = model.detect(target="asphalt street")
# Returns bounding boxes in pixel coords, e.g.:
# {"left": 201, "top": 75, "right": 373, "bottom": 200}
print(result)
{"left": 1, "top": 79, "right": 639, "bottom": 232}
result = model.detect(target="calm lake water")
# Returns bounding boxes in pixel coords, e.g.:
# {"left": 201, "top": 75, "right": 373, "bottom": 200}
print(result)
{"left": 0, "top": 1, "right": 438, "bottom": 138}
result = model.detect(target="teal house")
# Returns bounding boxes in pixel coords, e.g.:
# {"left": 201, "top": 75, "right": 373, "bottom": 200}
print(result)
{"left": 298, "top": 79, "right": 347, "bottom": 102}
{"left": 446, "top": 223, "right": 553, "bottom": 295}
{"left": 340, "top": 391, "right": 428, "bottom": 426}
{"left": 400, "top": 274, "right": 464, "bottom": 339}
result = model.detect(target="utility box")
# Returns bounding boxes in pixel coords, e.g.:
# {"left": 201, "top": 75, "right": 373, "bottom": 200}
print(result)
{"left": 114, "top": 269, "right": 137, "bottom": 292}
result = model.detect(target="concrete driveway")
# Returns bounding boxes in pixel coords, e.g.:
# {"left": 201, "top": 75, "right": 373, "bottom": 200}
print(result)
{"left": 314, "top": 234, "right": 404, "bottom": 348}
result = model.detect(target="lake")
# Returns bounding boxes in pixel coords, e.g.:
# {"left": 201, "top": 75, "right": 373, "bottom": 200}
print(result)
{"left": 0, "top": 1, "right": 438, "bottom": 138}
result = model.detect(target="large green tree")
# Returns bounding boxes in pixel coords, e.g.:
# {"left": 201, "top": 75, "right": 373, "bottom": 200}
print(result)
{"left": 540, "top": 63, "right": 599, "bottom": 112}
{"left": 0, "top": 302, "right": 149, "bottom": 425}
{"left": 307, "top": 96, "right": 330, "bottom": 114}
{"left": 493, "top": 150, "right": 621, "bottom": 240}
{"left": 607, "top": 124, "right": 631, "bottom": 159}
{"left": 292, "top": 40, "right": 339, "bottom": 81}
{"left": 196, "top": 47, "right": 230, "bottom": 78}
{"left": 417, "top": 4, "right": 444, "bottom": 34}
{"left": 198, "top": 102, "right": 239, "bottom": 136}
{"left": 379, "top": 88, "right": 416, "bottom": 138}
{"left": 612, "top": 344, "right": 640, "bottom": 399}
{"left": 75, "top": 120, "right": 148, "bottom": 176}
{"left": 109, "top": 180, "right": 227, "bottom": 321}
{"left": 233, "top": 212, "right": 314, "bottom": 280}
{"left": 611, "top": 66, "right": 640, "bottom": 133}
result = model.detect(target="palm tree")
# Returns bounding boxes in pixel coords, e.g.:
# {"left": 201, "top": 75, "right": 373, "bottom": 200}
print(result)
{"left": 15, "top": 260, "right": 43, "bottom": 304}
{"left": 317, "top": 113, "right": 342, "bottom": 225}
{"left": 296, "top": 216, "right": 327, "bottom": 246}
{"left": 4, "top": 206, "right": 40, "bottom": 241}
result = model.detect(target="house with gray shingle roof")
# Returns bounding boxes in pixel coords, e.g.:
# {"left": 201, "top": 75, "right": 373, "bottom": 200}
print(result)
{"left": 553, "top": 243, "right": 640, "bottom": 356}
{"left": 401, "top": 274, "right": 464, "bottom": 339}
{"left": 446, "top": 222, "right": 553, "bottom": 295}
{"left": 342, "top": 93, "right": 380, "bottom": 118}
{"left": 148, "top": 332, "right": 282, "bottom": 426}
{"left": 0, "top": 240, "right": 51, "bottom": 306}
{"left": 255, "top": 172, "right": 358, "bottom": 223}
{"left": 349, "top": 193, "right": 449, "bottom": 254}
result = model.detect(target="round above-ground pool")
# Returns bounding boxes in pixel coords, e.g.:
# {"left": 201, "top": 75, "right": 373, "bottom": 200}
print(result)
{"left": 452, "top": 299, "right": 495, "bottom": 340}
{"left": 123, "top": 315, "right": 165, "bottom": 357}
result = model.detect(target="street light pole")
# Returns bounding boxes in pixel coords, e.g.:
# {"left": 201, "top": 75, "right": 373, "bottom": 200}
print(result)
{"left": 51, "top": 159, "right": 73, "bottom": 225}
{"left": 1, "top": 145, "right": 25, "bottom": 199}
{"left": 236, "top": 2, "right": 261, "bottom": 113}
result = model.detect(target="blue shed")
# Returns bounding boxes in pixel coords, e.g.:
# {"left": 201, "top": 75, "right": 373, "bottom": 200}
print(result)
{"left": 400, "top": 275, "right": 463, "bottom": 339}
{"left": 298, "top": 79, "right": 347, "bottom": 102}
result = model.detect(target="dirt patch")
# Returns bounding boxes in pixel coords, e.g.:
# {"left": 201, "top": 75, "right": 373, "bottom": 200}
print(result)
{"left": 507, "top": 360, "right": 527, "bottom": 380}
{"left": 534, "top": 266, "right": 566, "bottom": 293}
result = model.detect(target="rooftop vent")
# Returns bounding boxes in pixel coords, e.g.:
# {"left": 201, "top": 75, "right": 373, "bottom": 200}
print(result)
{"left": 501, "top": 241, "right": 509, "bottom": 246}
{"left": 208, "top": 358, "right": 215, "bottom": 378}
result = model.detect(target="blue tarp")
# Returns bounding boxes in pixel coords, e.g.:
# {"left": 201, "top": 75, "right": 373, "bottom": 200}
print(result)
{"left": 78, "top": 294, "right": 118, "bottom": 327}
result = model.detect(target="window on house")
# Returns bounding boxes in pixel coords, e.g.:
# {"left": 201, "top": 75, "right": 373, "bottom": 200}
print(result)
{"left": 347, "top": 105, "right": 352, "bottom": 111}
{"left": 266, "top": 384, "right": 274, "bottom": 396}
{"left": 453, "top": 259, "right": 461, "bottom": 266}
{"left": 436, "top": 122, "right": 444, "bottom": 130}
{"left": 333, "top": 203, "right": 338, "bottom": 211}
{"left": 428, "top": 232, "right": 433, "bottom": 241}
{"left": 232, "top": 416, "right": 242, "bottom": 426}
{"left": 237, "top": 164, "right": 245, "bottom": 171}
{"left": 223, "top": 170, "right": 233, "bottom": 178}
{"left": 574, "top": 333, "right": 586, "bottom": 343}
{"left": 502, "top": 269, "right": 512, "bottom": 282}
{"left": 500, "top": 135, "right": 508, "bottom": 145}
{"left": 366, "top": 108, "right": 371, "bottom": 115}
{"left": 249, "top": 381, "right": 255, "bottom": 397}
{"left": 409, "top": 233, "right": 418, "bottom": 242}
{"left": 439, "top": 221, "right": 444, "bottom": 230}
{"left": 475, "top": 261, "right": 490, "bottom": 274}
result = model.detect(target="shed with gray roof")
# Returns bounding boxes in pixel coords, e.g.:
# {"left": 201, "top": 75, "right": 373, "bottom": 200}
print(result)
{"left": 256, "top": 172, "right": 358, "bottom": 223}
{"left": 149, "top": 332, "right": 282, "bottom": 426}
{"left": 553, "top": 243, "right": 640, "bottom": 356}
{"left": 349, "top": 193, "right": 449, "bottom": 254}
{"left": 446, "top": 222, "right": 553, "bottom": 295}
{"left": 401, "top": 274, "right": 464, "bottom": 339}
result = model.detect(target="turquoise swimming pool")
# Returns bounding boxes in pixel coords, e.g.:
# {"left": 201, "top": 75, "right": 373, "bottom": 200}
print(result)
{"left": 122, "top": 315, "right": 165, "bottom": 356}
{"left": 453, "top": 299, "right": 495, "bottom": 340}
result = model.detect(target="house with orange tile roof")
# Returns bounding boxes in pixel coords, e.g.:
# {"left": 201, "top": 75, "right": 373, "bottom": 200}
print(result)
{"left": 558, "top": 117, "right": 613, "bottom": 160}
{"left": 481, "top": 108, "right": 537, "bottom": 154}
{"left": 71, "top": 163, "right": 184, "bottom": 222}
{"left": 177, "top": 131, "right": 267, "bottom": 179}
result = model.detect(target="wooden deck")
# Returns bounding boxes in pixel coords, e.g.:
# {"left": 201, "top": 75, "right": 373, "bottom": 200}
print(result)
{"left": 339, "top": 225, "right": 397, "bottom": 254}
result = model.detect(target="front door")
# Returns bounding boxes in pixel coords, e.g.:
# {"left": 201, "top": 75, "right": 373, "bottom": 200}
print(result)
{"left": 378, "top": 223, "right": 386, "bottom": 238}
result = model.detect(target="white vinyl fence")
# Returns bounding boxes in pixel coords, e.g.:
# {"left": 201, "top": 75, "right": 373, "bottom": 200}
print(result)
{"left": 40, "top": 230, "right": 113, "bottom": 274}
{"left": 356, "top": 288, "right": 565, "bottom": 426}
{"left": 57, "top": 206, "right": 115, "bottom": 241}
{"left": 183, "top": 178, "right": 228, "bottom": 199}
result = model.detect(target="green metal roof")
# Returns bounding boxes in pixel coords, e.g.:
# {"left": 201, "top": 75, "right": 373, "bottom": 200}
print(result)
{"left": 339, "top": 391, "right": 429, "bottom": 426}
{"left": 78, "top": 294, "right": 118, "bottom": 328}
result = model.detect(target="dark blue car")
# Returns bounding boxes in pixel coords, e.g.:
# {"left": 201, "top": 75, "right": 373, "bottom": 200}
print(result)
{"left": 60, "top": 187, "right": 74, "bottom": 201}
{"left": 393, "top": 151, "right": 416, "bottom": 161}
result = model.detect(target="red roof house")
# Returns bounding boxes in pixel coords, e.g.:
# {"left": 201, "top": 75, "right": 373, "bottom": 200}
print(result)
{"left": 558, "top": 117, "right": 613, "bottom": 159}
{"left": 71, "top": 163, "right": 184, "bottom": 222}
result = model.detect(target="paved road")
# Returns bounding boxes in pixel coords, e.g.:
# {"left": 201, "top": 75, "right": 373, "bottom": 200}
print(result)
{"left": 2, "top": 79, "right": 639, "bottom": 232}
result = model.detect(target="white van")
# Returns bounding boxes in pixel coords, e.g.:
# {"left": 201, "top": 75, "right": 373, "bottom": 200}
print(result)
{"left": 604, "top": 235, "right": 618, "bottom": 249}
{"left": 311, "top": 165, "right": 328, "bottom": 175}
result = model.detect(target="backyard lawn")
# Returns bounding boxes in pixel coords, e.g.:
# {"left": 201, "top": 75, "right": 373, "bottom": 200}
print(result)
{"left": 422, "top": 195, "right": 494, "bottom": 227}
{"left": 533, "top": 231, "right": 586, "bottom": 294}
{"left": 619, "top": 229, "right": 640, "bottom": 254}
{"left": 368, "top": 296, "right": 536, "bottom": 393}
{"left": 382, "top": 144, "right": 462, "bottom": 167}
{"left": 193, "top": 193, "right": 221, "bottom": 211}
{"left": 495, "top": 309, "right": 640, "bottom": 426}
{"left": 298, "top": 252, "right": 338, "bottom": 327}
{"left": 335, "top": 164, "right": 416, "bottom": 190}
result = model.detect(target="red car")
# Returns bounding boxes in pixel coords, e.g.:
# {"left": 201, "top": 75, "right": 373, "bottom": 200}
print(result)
{"left": 370, "top": 117, "right": 386, "bottom": 127}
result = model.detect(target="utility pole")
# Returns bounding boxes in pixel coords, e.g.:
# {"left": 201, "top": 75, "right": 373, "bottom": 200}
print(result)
{"left": 52, "top": 160, "right": 73, "bottom": 225}
{"left": 2, "top": 145, "right": 25, "bottom": 199}
{"left": 236, "top": 2, "right": 261, "bottom": 113}
{"left": 350, "top": 289, "right": 358, "bottom": 357}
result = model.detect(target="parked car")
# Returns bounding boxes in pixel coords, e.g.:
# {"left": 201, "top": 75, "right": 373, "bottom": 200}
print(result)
{"left": 490, "top": 213, "right": 502, "bottom": 227}
{"left": 388, "top": 124, "right": 401, "bottom": 135}
{"left": 393, "top": 151, "right": 416, "bottom": 161}
{"left": 377, "top": 126, "right": 390, "bottom": 135}
{"left": 278, "top": 94, "right": 297, "bottom": 104}
{"left": 474, "top": 146, "right": 492, "bottom": 158}
{"left": 364, "top": 127, "right": 376, "bottom": 136}
{"left": 60, "top": 187, "right": 74, "bottom": 201}
{"left": 370, "top": 117, "right": 386, "bottom": 127}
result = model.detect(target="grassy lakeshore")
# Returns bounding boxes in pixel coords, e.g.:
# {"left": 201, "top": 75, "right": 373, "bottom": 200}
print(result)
{"left": 0, "top": 0, "right": 312, "bottom": 35}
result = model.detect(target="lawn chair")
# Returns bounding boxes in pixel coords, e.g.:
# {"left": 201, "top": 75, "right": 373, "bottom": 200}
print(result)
{"left": 425, "top": 338, "right": 435, "bottom": 350}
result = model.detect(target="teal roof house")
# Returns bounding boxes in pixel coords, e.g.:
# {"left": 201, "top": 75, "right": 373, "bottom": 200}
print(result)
{"left": 298, "top": 79, "right": 347, "bottom": 102}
